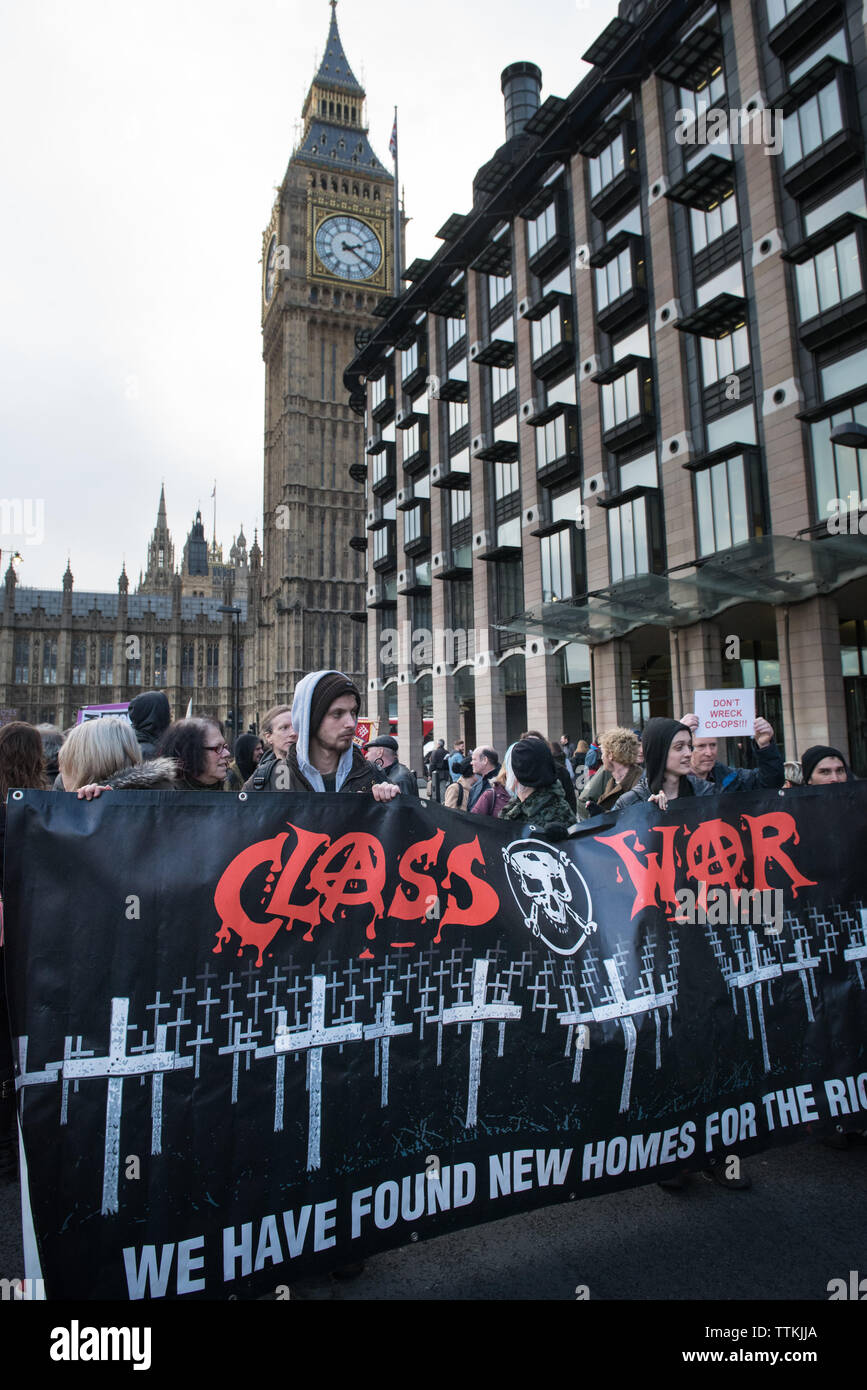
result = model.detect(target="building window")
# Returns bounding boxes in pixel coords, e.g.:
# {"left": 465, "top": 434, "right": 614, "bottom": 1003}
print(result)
{"left": 42, "top": 637, "right": 58, "bottom": 686}
{"left": 700, "top": 325, "right": 750, "bottom": 387}
{"left": 820, "top": 344, "right": 867, "bottom": 400}
{"left": 492, "top": 560, "right": 523, "bottom": 626}
{"left": 450, "top": 489, "right": 470, "bottom": 525}
{"left": 532, "top": 306, "right": 564, "bottom": 359}
{"left": 695, "top": 456, "right": 751, "bottom": 556}
{"left": 491, "top": 364, "right": 516, "bottom": 402}
{"left": 589, "top": 131, "right": 626, "bottom": 199}
{"left": 595, "top": 247, "right": 634, "bottom": 311}
{"left": 619, "top": 450, "right": 658, "bottom": 491}
{"left": 370, "top": 374, "right": 388, "bottom": 412}
{"left": 72, "top": 637, "right": 87, "bottom": 685}
{"left": 153, "top": 642, "right": 168, "bottom": 688}
{"left": 99, "top": 638, "right": 113, "bottom": 686}
{"left": 401, "top": 341, "right": 419, "bottom": 382}
{"left": 488, "top": 273, "right": 512, "bottom": 311}
{"left": 810, "top": 404, "right": 867, "bottom": 520}
{"left": 13, "top": 635, "right": 28, "bottom": 684}
{"left": 535, "top": 413, "right": 570, "bottom": 472}
{"left": 181, "top": 643, "right": 195, "bottom": 685}
{"left": 494, "top": 459, "right": 520, "bottom": 500}
{"left": 127, "top": 646, "right": 141, "bottom": 688}
{"left": 690, "top": 189, "right": 737, "bottom": 254}
{"left": 448, "top": 399, "right": 469, "bottom": 436}
{"left": 678, "top": 66, "right": 725, "bottom": 122}
{"left": 607, "top": 495, "right": 658, "bottom": 582}
{"left": 541, "top": 527, "right": 580, "bottom": 601}
{"left": 804, "top": 178, "right": 867, "bottom": 235}
{"left": 605, "top": 203, "right": 642, "bottom": 240}
{"left": 446, "top": 314, "right": 466, "bottom": 349}
{"left": 787, "top": 29, "right": 848, "bottom": 86}
{"left": 782, "top": 81, "right": 844, "bottom": 170}
{"left": 527, "top": 202, "right": 557, "bottom": 259}
{"left": 602, "top": 369, "right": 641, "bottom": 431}
{"left": 206, "top": 643, "right": 219, "bottom": 688}
{"left": 372, "top": 524, "right": 394, "bottom": 565}
{"left": 795, "top": 233, "right": 862, "bottom": 321}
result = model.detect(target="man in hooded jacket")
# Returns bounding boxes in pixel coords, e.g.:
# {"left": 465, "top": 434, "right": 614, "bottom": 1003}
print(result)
{"left": 128, "top": 691, "right": 172, "bottom": 760}
{"left": 243, "top": 670, "right": 399, "bottom": 802}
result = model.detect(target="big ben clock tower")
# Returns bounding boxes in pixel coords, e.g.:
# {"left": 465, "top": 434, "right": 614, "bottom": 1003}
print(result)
{"left": 257, "top": 0, "right": 396, "bottom": 714}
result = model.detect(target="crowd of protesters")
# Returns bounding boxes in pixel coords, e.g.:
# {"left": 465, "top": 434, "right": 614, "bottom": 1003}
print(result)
{"left": 0, "top": 667, "right": 860, "bottom": 1200}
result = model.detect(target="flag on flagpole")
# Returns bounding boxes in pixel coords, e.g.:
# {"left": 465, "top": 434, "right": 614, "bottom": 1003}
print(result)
{"left": 389, "top": 116, "right": 397, "bottom": 160}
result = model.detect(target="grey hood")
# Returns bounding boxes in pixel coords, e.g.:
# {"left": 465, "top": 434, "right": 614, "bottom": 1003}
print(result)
{"left": 290, "top": 670, "right": 356, "bottom": 793}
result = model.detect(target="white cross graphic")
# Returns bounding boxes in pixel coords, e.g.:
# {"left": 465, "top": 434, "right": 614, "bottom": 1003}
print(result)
{"left": 15, "top": 1037, "right": 61, "bottom": 1113}
{"left": 61, "top": 997, "right": 192, "bottom": 1215}
{"left": 843, "top": 908, "right": 867, "bottom": 988}
{"left": 781, "top": 937, "right": 821, "bottom": 1022}
{"left": 557, "top": 958, "right": 675, "bottom": 1112}
{"left": 730, "top": 930, "right": 783, "bottom": 1073}
{"left": 363, "top": 993, "right": 412, "bottom": 1106}
{"left": 256, "top": 975, "right": 363, "bottom": 1170}
{"left": 441, "top": 959, "right": 522, "bottom": 1127}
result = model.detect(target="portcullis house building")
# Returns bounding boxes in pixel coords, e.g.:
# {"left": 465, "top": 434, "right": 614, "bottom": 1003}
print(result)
{"left": 345, "top": 0, "right": 867, "bottom": 777}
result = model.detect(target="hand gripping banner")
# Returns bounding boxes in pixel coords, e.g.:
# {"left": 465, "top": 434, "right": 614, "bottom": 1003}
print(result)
{"left": 3, "top": 785, "right": 866, "bottom": 1299}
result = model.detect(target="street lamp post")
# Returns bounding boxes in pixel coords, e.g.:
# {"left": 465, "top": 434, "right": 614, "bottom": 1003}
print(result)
{"left": 217, "top": 604, "right": 242, "bottom": 742}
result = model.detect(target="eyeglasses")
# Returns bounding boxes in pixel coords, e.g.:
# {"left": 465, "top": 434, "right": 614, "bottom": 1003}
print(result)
{"left": 204, "top": 743, "right": 230, "bottom": 753}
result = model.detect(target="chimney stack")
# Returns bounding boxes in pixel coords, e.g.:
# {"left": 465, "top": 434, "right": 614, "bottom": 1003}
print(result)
{"left": 501, "top": 62, "right": 542, "bottom": 141}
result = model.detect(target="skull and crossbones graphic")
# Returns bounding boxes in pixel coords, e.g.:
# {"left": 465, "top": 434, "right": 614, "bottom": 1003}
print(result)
{"left": 502, "top": 840, "right": 597, "bottom": 956}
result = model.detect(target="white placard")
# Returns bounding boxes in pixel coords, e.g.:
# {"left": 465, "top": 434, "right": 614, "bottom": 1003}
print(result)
{"left": 694, "top": 688, "right": 755, "bottom": 737}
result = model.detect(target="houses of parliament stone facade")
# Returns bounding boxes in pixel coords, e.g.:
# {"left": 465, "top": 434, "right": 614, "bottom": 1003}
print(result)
{"left": 0, "top": 488, "right": 260, "bottom": 730}
{"left": 1, "top": 4, "right": 391, "bottom": 733}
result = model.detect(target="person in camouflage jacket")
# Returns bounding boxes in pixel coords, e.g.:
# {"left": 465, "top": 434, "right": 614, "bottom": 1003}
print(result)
{"left": 498, "top": 739, "right": 572, "bottom": 833}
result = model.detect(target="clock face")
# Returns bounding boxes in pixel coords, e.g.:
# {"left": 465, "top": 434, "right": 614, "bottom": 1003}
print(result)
{"left": 264, "top": 234, "right": 278, "bottom": 304}
{"left": 315, "top": 215, "right": 382, "bottom": 281}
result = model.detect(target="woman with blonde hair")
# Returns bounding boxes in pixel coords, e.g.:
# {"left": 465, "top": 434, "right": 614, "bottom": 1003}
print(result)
{"left": 576, "top": 727, "right": 641, "bottom": 820}
{"left": 58, "top": 717, "right": 176, "bottom": 792}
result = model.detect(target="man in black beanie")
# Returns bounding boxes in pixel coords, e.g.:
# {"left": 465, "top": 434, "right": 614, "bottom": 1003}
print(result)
{"left": 499, "top": 739, "right": 571, "bottom": 831}
{"left": 247, "top": 669, "right": 399, "bottom": 800}
{"left": 800, "top": 745, "right": 854, "bottom": 785}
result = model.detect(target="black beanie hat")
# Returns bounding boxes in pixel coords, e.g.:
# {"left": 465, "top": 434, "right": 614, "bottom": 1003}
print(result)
{"left": 309, "top": 672, "right": 361, "bottom": 736}
{"left": 800, "top": 745, "right": 852, "bottom": 785}
{"left": 511, "top": 738, "right": 557, "bottom": 789}
{"left": 641, "top": 717, "right": 693, "bottom": 795}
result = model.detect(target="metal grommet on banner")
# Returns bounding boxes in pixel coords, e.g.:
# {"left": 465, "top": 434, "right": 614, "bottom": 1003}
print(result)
{"left": 12, "top": 789, "right": 23, "bottom": 800}
{"left": 238, "top": 792, "right": 248, "bottom": 801}
{"left": 410, "top": 1232, "right": 418, "bottom": 1242}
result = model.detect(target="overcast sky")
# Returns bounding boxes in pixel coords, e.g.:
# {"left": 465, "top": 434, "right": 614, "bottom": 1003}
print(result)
{"left": 1, "top": 0, "right": 618, "bottom": 592}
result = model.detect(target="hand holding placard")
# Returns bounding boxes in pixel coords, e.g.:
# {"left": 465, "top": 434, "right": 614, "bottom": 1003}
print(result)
{"left": 693, "top": 689, "right": 756, "bottom": 737}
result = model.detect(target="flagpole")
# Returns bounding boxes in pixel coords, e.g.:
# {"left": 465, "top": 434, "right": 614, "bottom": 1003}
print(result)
{"left": 212, "top": 480, "right": 216, "bottom": 553}
{"left": 392, "top": 106, "right": 400, "bottom": 293}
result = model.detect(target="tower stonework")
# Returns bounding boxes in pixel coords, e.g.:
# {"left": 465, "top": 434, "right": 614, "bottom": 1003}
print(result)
{"left": 256, "top": 2, "right": 396, "bottom": 711}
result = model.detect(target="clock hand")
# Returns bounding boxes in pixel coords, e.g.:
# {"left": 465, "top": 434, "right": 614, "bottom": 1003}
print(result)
{"left": 340, "top": 240, "right": 376, "bottom": 270}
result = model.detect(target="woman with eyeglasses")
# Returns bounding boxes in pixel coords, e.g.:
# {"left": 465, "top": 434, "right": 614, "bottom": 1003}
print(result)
{"left": 157, "top": 719, "right": 232, "bottom": 791}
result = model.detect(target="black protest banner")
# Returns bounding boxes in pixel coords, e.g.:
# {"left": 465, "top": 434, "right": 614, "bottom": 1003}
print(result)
{"left": 4, "top": 784, "right": 866, "bottom": 1300}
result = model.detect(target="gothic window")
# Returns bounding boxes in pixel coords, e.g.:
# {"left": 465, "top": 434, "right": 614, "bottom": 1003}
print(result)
{"left": 353, "top": 183, "right": 359, "bottom": 196}
{"left": 13, "top": 635, "right": 28, "bottom": 684}
{"left": 153, "top": 642, "right": 168, "bottom": 688}
{"left": 99, "top": 638, "right": 113, "bottom": 685}
{"left": 363, "top": 186, "right": 369, "bottom": 198}
{"left": 72, "top": 637, "right": 87, "bottom": 685}
{"left": 342, "top": 180, "right": 348, "bottom": 193}
{"left": 373, "top": 189, "right": 380, "bottom": 200}
{"left": 206, "top": 643, "right": 219, "bottom": 688}
{"left": 181, "top": 643, "right": 195, "bottom": 685}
